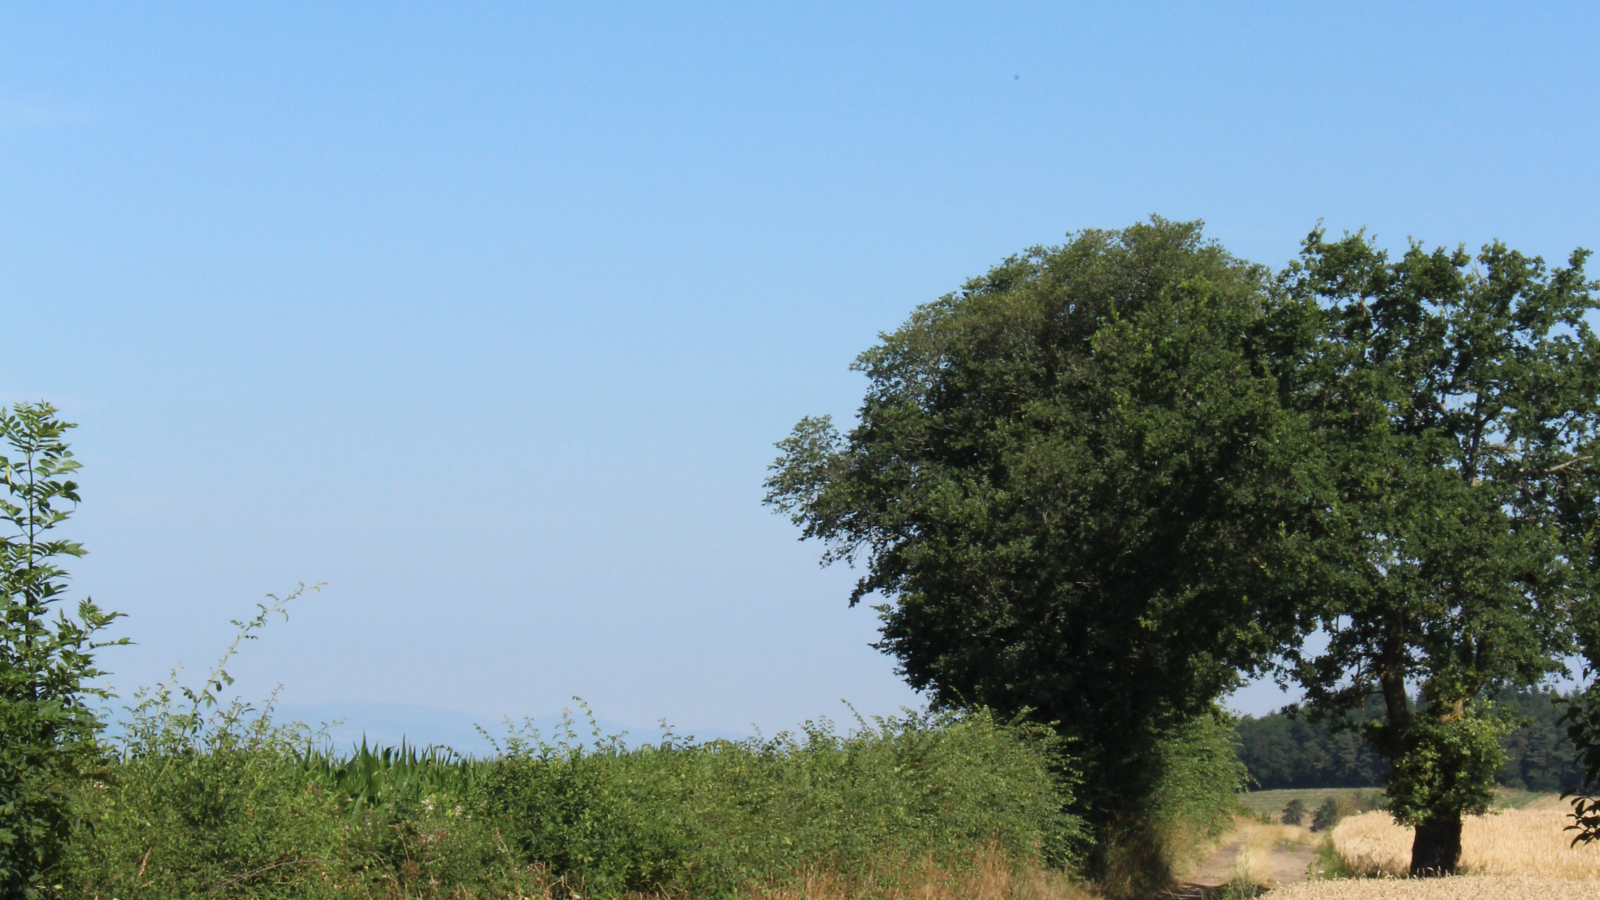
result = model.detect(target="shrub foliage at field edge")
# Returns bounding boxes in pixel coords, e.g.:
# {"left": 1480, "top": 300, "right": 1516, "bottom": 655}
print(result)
{"left": 61, "top": 701, "right": 1081, "bottom": 900}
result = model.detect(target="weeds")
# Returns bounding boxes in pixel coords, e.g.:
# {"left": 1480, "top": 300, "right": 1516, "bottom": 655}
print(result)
{"left": 56, "top": 612, "right": 1082, "bottom": 900}
{"left": 1216, "top": 874, "right": 1264, "bottom": 899}
{"left": 1309, "top": 834, "right": 1352, "bottom": 880}
{"left": 1232, "top": 818, "right": 1313, "bottom": 887}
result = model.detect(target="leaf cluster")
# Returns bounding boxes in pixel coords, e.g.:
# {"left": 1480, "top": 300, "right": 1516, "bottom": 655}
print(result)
{"left": 0, "top": 403, "right": 125, "bottom": 898}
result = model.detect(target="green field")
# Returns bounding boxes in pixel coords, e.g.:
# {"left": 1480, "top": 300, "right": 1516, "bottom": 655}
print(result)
{"left": 1239, "top": 788, "right": 1387, "bottom": 818}
{"left": 1489, "top": 787, "right": 1561, "bottom": 809}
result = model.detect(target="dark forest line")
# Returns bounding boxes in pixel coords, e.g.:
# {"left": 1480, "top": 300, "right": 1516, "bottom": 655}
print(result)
{"left": 1237, "top": 688, "right": 1585, "bottom": 792}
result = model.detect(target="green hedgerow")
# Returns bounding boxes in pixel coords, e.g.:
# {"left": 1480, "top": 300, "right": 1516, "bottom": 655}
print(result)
{"left": 61, "top": 694, "right": 1080, "bottom": 899}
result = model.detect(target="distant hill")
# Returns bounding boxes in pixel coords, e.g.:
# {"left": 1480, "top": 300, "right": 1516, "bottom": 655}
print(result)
{"left": 1236, "top": 688, "right": 1586, "bottom": 792}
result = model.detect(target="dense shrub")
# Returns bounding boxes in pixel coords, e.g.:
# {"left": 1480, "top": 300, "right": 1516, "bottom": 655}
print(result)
{"left": 60, "top": 660, "right": 355, "bottom": 900}
{"left": 481, "top": 709, "right": 1077, "bottom": 897}
{"left": 61, "top": 703, "right": 1079, "bottom": 899}
{"left": 1281, "top": 798, "right": 1304, "bottom": 826}
{"left": 1148, "top": 710, "right": 1249, "bottom": 840}
{"left": 1310, "top": 798, "right": 1340, "bottom": 832}
{"left": 1099, "top": 707, "right": 1248, "bottom": 900}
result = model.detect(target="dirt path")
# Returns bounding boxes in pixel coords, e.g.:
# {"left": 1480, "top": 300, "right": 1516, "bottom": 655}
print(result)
{"left": 1163, "top": 832, "right": 1317, "bottom": 898}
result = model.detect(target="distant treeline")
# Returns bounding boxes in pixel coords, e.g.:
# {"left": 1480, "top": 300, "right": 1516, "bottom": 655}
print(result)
{"left": 1238, "top": 689, "right": 1586, "bottom": 792}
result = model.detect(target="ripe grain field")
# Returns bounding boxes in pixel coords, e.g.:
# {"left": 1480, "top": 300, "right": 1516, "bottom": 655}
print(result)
{"left": 1178, "top": 798, "right": 1591, "bottom": 900}
{"left": 1269, "top": 875, "right": 1594, "bottom": 900}
{"left": 1331, "top": 808, "right": 1600, "bottom": 880}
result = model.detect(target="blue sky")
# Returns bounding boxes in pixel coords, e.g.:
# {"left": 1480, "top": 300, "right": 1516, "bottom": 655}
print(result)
{"left": 3, "top": 3, "right": 1597, "bottom": 738}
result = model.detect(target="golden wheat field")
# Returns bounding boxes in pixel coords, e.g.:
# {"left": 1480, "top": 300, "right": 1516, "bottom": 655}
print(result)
{"left": 1330, "top": 808, "right": 1600, "bottom": 880}
{"left": 1269, "top": 875, "right": 1596, "bottom": 900}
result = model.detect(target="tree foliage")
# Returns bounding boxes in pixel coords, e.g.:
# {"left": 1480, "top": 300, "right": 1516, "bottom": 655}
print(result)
{"left": 1238, "top": 689, "right": 1584, "bottom": 792}
{"left": 765, "top": 219, "right": 1314, "bottom": 835}
{"left": 0, "top": 403, "right": 124, "bottom": 897}
{"left": 1237, "top": 698, "right": 1390, "bottom": 791}
{"left": 1277, "top": 231, "right": 1600, "bottom": 871}
{"left": 766, "top": 218, "right": 1600, "bottom": 874}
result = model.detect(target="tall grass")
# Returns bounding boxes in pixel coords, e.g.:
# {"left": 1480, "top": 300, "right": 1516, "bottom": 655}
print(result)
{"left": 1227, "top": 818, "right": 1315, "bottom": 889}
{"left": 58, "top": 699, "right": 1080, "bottom": 900}
{"left": 504, "top": 710, "right": 1077, "bottom": 896}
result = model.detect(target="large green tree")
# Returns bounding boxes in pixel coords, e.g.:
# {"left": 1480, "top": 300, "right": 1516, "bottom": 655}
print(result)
{"left": 1278, "top": 232, "right": 1600, "bottom": 874}
{"left": 764, "top": 220, "right": 1320, "bottom": 842}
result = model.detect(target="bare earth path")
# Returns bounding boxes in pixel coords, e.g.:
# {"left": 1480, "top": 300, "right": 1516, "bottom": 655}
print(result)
{"left": 1163, "top": 834, "right": 1317, "bottom": 898}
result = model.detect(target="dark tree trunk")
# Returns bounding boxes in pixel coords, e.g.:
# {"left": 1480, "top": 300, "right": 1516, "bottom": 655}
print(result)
{"left": 1409, "top": 815, "right": 1462, "bottom": 876}
{"left": 1377, "top": 637, "right": 1411, "bottom": 760}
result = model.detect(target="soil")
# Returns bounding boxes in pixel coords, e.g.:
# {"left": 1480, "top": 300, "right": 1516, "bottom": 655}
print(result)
{"left": 1163, "top": 834, "right": 1318, "bottom": 898}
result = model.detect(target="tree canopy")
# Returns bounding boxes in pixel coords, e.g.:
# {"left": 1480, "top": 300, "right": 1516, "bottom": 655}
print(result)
{"left": 765, "top": 219, "right": 1319, "bottom": 831}
{"left": 767, "top": 218, "right": 1600, "bottom": 874}
{"left": 1236, "top": 689, "right": 1585, "bottom": 793}
{"left": 1278, "top": 232, "right": 1600, "bottom": 872}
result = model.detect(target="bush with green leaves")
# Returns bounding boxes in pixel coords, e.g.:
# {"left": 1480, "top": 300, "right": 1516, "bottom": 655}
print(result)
{"left": 1310, "top": 798, "right": 1339, "bottom": 832}
{"left": 1147, "top": 709, "right": 1248, "bottom": 840}
{"left": 0, "top": 403, "right": 124, "bottom": 898}
{"left": 1281, "top": 798, "right": 1304, "bottom": 826}
{"left": 70, "top": 708, "right": 351, "bottom": 898}
{"left": 63, "top": 680, "right": 1079, "bottom": 899}
{"left": 59, "top": 587, "right": 364, "bottom": 899}
{"left": 470, "top": 706, "right": 1078, "bottom": 898}
{"left": 1100, "top": 708, "right": 1247, "bottom": 900}
{"left": 1383, "top": 710, "right": 1508, "bottom": 831}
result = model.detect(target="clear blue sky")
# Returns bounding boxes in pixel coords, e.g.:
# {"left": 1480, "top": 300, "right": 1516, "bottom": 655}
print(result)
{"left": 4, "top": 3, "right": 1596, "bottom": 735}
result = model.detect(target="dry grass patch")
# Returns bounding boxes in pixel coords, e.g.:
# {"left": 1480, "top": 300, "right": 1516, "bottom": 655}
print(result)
{"left": 359, "top": 851, "right": 1097, "bottom": 900}
{"left": 751, "top": 849, "right": 1096, "bottom": 900}
{"left": 1331, "top": 808, "right": 1600, "bottom": 879}
{"left": 1226, "top": 817, "right": 1316, "bottom": 887}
